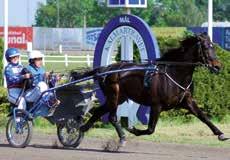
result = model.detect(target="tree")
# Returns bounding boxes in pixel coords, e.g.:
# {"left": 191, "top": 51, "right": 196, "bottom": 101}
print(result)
{"left": 35, "top": 0, "right": 229, "bottom": 27}
{"left": 155, "top": 0, "right": 206, "bottom": 26}
{"left": 35, "top": 0, "right": 122, "bottom": 27}
{"left": 195, "top": 0, "right": 230, "bottom": 22}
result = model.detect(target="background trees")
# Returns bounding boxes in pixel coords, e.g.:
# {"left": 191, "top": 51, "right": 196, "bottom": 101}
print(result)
{"left": 35, "top": 0, "right": 230, "bottom": 27}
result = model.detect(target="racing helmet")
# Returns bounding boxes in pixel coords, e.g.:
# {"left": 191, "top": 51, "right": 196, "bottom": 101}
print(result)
{"left": 28, "top": 50, "right": 44, "bottom": 63}
{"left": 5, "top": 48, "right": 21, "bottom": 62}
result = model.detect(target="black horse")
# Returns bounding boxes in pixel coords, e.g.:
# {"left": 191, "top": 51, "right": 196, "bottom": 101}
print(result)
{"left": 71, "top": 33, "right": 228, "bottom": 146}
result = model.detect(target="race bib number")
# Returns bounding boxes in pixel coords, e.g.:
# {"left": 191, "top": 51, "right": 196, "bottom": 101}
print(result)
{"left": 12, "top": 67, "right": 21, "bottom": 74}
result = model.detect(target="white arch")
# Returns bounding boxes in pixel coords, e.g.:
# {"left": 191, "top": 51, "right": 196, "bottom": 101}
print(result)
{"left": 100, "top": 26, "right": 148, "bottom": 66}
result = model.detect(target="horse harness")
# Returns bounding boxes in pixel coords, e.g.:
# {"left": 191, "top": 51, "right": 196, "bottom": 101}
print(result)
{"left": 144, "top": 63, "right": 193, "bottom": 103}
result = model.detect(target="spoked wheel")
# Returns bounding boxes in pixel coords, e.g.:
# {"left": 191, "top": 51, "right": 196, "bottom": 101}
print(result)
{"left": 6, "top": 117, "right": 33, "bottom": 148}
{"left": 57, "top": 118, "right": 84, "bottom": 148}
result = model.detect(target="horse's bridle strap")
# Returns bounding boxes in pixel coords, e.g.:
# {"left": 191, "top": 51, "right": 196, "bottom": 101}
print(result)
{"left": 164, "top": 72, "right": 192, "bottom": 91}
{"left": 161, "top": 65, "right": 193, "bottom": 103}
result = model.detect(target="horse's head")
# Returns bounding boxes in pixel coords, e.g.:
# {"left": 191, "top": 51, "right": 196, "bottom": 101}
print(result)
{"left": 182, "top": 33, "right": 221, "bottom": 74}
{"left": 196, "top": 33, "right": 221, "bottom": 74}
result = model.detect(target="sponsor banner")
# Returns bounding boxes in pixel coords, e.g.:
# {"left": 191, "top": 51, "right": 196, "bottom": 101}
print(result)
{"left": 0, "top": 27, "right": 33, "bottom": 49}
{"left": 224, "top": 28, "right": 230, "bottom": 50}
{"left": 187, "top": 27, "right": 230, "bottom": 51}
{"left": 84, "top": 28, "right": 103, "bottom": 50}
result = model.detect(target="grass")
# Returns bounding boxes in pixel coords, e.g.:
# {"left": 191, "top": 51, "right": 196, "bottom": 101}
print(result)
{"left": 85, "top": 118, "right": 230, "bottom": 148}
{"left": 152, "top": 27, "right": 186, "bottom": 38}
{"left": 1, "top": 117, "right": 229, "bottom": 148}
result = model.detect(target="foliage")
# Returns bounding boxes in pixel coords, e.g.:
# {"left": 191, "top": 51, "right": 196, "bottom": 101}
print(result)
{"left": 154, "top": 0, "right": 206, "bottom": 26}
{"left": 35, "top": 0, "right": 122, "bottom": 27}
{"left": 196, "top": 0, "right": 230, "bottom": 22}
{"left": 35, "top": 0, "right": 230, "bottom": 27}
{"left": 0, "top": 86, "right": 10, "bottom": 127}
{"left": 192, "top": 46, "right": 230, "bottom": 120}
{"left": 115, "top": 43, "right": 141, "bottom": 62}
{"left": 152, "top": 27, "right": 186, "bottom": 38}
{"left": 0, "top": 87, "right": 9, "bottom": 113}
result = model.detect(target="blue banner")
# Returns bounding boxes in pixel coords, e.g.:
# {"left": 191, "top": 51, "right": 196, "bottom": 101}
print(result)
{"left": 187, "top": 27, "right": 230, "bottom": 51}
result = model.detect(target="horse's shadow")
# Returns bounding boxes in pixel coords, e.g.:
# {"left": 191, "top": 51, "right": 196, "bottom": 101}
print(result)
{"left": 0, "top": 143, "right": 153, "bottom": 155}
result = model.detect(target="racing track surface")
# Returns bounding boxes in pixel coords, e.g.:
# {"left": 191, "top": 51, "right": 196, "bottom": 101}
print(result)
{"left": 0, "top": 133, "right": 229, "bottom": 160}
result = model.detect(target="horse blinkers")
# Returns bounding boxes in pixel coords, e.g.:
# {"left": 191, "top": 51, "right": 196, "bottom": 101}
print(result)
{"left": 197, "top": 36, "right": 221, "bottom": 74}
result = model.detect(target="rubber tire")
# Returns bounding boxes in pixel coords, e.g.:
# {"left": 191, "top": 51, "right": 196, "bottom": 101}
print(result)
{"left": 57, "top": 122, "right": 84, "bottom": 148}
{"left": 6, "top": 117, "right": 33, "bottom": 148}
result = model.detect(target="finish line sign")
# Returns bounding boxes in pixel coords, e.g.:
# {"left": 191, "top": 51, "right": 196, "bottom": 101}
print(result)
{"left": 108, "top": 0, "right": 147, "bottom": 8}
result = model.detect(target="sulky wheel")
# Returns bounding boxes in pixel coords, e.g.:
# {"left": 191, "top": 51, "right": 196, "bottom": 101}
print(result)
{"left": 6, "top": 116, "right": 33, "bottom": 148}
{"left": 57, "top": 118, "right": 84, "bottom": 148}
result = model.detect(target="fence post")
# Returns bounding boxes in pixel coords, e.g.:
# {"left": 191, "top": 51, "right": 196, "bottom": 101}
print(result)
{"left": 27, "top": 42, "right": 33, "bottom": 52}
{"left": 19, "top": 56, "right": 22, "bottom": 65}
{"left": 59, "top": 44, "right": 62, "bottom": 54}
{"left": 65, "top": 54, "right": 68, "bottom": 67}
{"left": 87, "top": 54, "right": 90, "bottom": 67}
{"left": 43, "top": 54, "right": 45, "bottom": 66}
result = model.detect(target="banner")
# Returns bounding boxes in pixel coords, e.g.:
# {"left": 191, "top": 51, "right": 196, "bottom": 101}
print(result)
{"left": 0, "top": 27, "right": 33, "bottom": 49}
{"left": 84, "top": 28, "right": 103, "bottom": 50}
{"left": 224, "top": 28, "right": 230, "bottom": 50}
{"left": 187, "top": 27, "right": 230, "bottom": 51}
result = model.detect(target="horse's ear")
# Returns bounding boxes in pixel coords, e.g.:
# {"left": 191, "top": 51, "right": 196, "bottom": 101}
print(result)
{"left": 196, "top": 33, "right": 205, "bottom": 42}
{"left": 201, "top": 32, "right": 208, "bottom": 36}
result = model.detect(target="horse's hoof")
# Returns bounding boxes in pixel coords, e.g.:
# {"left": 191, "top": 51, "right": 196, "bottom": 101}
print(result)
{"left": 218, "top": 134, "right": 230, "bottom": 141}
{"left": 119, "top": 138, "right": 127, "bottom": 147}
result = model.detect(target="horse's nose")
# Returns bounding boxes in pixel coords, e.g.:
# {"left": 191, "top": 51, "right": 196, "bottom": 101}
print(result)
{"left": 212, "top": 60, "right": 222, "bottom": 73}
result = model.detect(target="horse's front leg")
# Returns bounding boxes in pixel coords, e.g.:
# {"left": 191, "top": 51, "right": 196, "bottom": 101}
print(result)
{"left": 127, "top": 105, "right": 161, "bottom": 136}
{"left": 109, "top": 111, "right": 127, "bottom": 146}
{"left": 184, "top": 95, "right": 229, "bottom": 141}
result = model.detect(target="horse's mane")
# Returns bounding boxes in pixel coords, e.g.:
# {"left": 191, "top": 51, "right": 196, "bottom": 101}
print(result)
{"left": 158, "top": 35, "right": 198, "bottom": 62}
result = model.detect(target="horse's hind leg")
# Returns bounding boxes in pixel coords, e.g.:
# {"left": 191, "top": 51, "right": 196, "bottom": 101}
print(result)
{"left": 80, "top": 104, "right": 108, "bottom": 132}
{"left": 127, "top": 105, "right": 162, "bottom": 136}
{"left": 183, "top": 95, "right": 229, "bottom": 141}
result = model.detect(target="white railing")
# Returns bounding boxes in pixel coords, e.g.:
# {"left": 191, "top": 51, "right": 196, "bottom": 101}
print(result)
{"left": 20, "top": 54, "right": 116, "bottom": 67}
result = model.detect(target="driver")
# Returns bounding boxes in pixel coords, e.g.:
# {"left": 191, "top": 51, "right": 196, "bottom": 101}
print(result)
{"left": 4, "top": 48, "right": 30, "bottom": 111}
{"left": 25, "top": 50, "right": 59, "bottom": 108}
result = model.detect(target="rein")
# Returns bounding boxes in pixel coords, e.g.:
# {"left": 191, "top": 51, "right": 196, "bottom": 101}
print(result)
{"left": 162, "top": 66, "right": 193, "bottom": 103}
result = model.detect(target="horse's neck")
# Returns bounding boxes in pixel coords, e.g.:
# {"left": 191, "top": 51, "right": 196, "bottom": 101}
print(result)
{"left": 159, "top": 48, "right": 196, "bottom": 87}
{"left": 169, "top": 66, "right": 194, "bottom": 87}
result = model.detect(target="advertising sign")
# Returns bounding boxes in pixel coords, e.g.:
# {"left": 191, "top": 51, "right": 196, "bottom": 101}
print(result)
{"left": 224, "top": 28, "right": 230, "bottom": 50}
{"left": 0, "top": 27, "right": 33, "bottom": 49}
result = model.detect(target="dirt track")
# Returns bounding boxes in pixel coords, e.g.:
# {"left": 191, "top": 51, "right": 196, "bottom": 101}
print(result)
{"left": 0, "top": 133, "right": 229, "bottom": 160}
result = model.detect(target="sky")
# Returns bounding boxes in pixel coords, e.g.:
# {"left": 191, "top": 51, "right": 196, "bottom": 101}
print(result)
{"left": 0, "top": 0, "right": 46, "bottom": 26}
